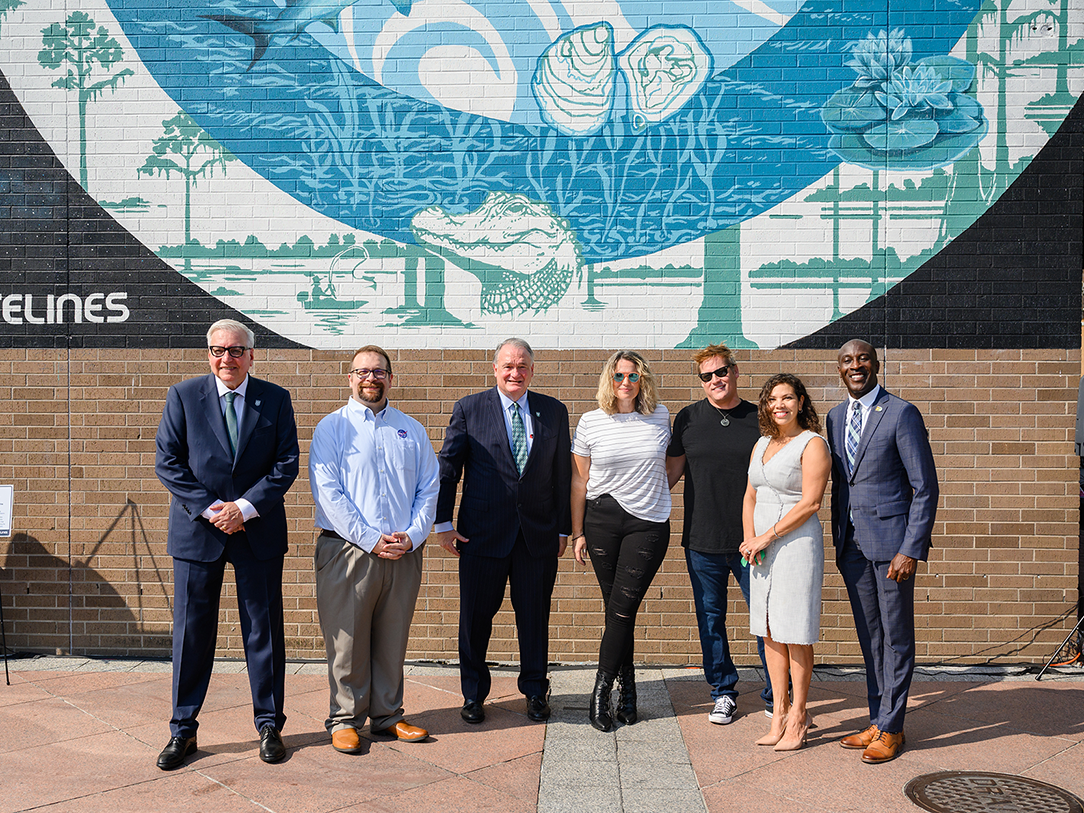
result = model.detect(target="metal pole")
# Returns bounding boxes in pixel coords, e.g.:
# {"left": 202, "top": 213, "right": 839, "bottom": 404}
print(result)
{"left": 1035, "top": 613, "right": 1084, "bottom": 681}
{"left": 0, "top": 576, "right": 9, "bottom": 685}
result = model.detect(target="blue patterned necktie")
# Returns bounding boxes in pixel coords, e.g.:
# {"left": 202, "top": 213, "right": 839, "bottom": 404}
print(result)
{"left": 224, "top": 391, "right": 239, "bottom": 458}
{"left": 845, "top": 400, "right": 861, "bottom": 474}
{"left": 510, "top": 402, "right": 528, "bottom": 475}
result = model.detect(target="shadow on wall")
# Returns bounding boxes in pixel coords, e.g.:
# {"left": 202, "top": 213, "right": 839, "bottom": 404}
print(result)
{"left": 0, "top": 500, "right": 173, "bottom": 656}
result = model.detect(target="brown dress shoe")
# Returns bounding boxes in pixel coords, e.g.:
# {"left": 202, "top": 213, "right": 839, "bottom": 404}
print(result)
{"left": 861, "top": 731, "right": 905, "bottom": 764}
{"left": 332, "top": 728, "right": 363, "bottom": 754}
{"left": 840, "top": 724, "right": 880, "bottom": 750}
{"left": 372, "top": 720, "right": 429, "bottom": 742}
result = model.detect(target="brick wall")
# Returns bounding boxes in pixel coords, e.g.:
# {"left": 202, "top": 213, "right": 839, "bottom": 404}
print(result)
{"left": 1, "top": 346, "right": 1078, "bottom": 666}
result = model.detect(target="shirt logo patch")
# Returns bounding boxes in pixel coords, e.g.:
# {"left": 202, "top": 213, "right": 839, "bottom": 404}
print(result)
{"left": 397, "top": 429, "right": 409, "bottom": 439}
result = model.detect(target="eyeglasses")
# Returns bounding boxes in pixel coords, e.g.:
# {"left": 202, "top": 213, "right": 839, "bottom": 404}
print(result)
{"left": 697, "top": 365, "right": 732, "bottom": 382}
{"left": 349, "top": 368, "right": 389, "bottom": 380}
{"left": 613, "top": 372, "right": 640, "bottom": 383}
{"left": 209, "top": 345, "right": 249, "bottom": 358}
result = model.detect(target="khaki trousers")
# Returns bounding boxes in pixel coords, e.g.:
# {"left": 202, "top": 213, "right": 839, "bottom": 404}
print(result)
{"left": 315, "top": 532, "right": 423, "bottom": 732}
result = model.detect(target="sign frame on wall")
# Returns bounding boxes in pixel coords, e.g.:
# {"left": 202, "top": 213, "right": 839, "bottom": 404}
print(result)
{"left": 0, "top": 485, "right": 12, "bottom": 538}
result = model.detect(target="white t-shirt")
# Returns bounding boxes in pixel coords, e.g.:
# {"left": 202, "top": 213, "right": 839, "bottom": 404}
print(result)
{"left": 572, "top": 405, "right": 672, "bottom": 523}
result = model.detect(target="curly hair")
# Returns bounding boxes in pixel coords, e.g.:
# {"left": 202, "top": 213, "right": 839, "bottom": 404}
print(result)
{"left": 757, "top": 373, "right": 821, "bottom": 438}
{"left": 596, "top": 350, "right": 659, "bottom": 415}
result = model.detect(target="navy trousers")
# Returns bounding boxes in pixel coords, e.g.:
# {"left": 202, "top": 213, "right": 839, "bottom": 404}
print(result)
{"left": 170, "top": 532, "right": 286, "bottom": 738}
{"left": 836, "top": 529, "right": 916, "bottom": 735}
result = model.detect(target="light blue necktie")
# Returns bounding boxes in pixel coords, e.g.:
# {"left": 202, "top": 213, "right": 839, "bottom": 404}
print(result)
{"left": 510, "top": 402, "right": 528, "bottom": 475}
{"left": 845, "top": 400, "right": 861, "bottom": 474}
{"left": 224, "top": 391, "right": 239, "bottom": 458}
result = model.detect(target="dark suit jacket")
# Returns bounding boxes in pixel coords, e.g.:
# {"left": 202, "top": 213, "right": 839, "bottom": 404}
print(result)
{"left": 827, "top": 388, "right": 938, "bottom": 562}
{"left": 437, "top": 387, "right": 571, "bottom": 559}
{"left": 155, "top": 374, "right": 299, "bottom": 562}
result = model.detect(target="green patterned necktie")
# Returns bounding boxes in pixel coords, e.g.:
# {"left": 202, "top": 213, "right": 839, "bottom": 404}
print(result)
{"left": 511, "top": 402, "right": 528, "bottom": 474}
{"left": 224, "top": 391, "right": 239, "bottom": 458}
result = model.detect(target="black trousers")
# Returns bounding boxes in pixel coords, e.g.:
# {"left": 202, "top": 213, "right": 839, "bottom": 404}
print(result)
{"left": 585, "top": 494, "right": 669, "bottom": 678}
{"left": 458, "top": 532, "right": 558, "bottom": 702}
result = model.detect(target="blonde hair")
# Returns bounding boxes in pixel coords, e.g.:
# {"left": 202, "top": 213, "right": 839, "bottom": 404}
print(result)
{"left": 596, "top": 350, "right": 659, "bottom": 415}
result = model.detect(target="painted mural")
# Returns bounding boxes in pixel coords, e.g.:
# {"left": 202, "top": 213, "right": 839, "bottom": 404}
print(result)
{"left": 0, "top": 0, "right": 1081, "bottom": 348}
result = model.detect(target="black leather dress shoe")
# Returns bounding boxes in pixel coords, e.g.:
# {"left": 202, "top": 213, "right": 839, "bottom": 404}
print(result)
{"left": 526, "top": 695, "right": 551, "bottom": 722}
{"left": 157, "top": 735, "right": 197, "bottom": 770}
{"left": 461, "top": 700, "right": 485, "bottom": 724}
{"left": 259, "top": 724, "right": 286, "bottom": 763}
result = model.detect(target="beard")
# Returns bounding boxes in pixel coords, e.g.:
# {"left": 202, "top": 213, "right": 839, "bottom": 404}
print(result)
{"left": 357, "top": 382, "right": 386, "bottom": 407}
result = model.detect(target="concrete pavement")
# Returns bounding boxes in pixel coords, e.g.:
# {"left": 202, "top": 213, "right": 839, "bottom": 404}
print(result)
{"left": 1, "top": 656, "right": 1082, "bottom": 812}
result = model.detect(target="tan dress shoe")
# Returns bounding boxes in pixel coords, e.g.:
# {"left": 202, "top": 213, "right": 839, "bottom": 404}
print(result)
{"left": 332, "top": 728, "right": 363, "bottom": 754}
{"left": 373, "top": 720, "right": 429, "bottom": 742}
{"left": 861, "top": 731, "right": 905, "bottom": 764}
{"left": 840, "top": 724, "right": 880, "bottom": 750}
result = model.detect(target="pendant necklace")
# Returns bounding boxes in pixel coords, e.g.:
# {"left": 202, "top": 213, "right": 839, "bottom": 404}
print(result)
{"left": 711, "top": 403, "right": 731, "bottom": 427}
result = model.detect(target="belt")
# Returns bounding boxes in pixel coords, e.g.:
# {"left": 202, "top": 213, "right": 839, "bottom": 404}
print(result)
{"left": 318, "top": 529, "right": 345, "bottom": 541}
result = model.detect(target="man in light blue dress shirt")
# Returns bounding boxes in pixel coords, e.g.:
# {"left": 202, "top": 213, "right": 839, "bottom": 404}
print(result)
{"left": 309, "top": 345, "right": 439, "bottom": 754}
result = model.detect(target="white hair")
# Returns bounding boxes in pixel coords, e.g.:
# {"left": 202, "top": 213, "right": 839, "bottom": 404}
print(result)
{"left": 206, "top": 319, "right": 255, "bottom": 348}
{"left": 493, "top": 337, "right": 534, "bottom": 364}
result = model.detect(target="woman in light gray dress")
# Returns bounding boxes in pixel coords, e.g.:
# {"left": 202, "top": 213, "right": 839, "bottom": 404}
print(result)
{"left": 740, "top": 373, "right": 830, "bottom": 752}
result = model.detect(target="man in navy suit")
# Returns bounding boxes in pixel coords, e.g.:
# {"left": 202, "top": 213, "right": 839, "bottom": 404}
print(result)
{"left": 434, "top": 338, "right": 571, "bottom": 724}
{"left": 827, "top": 339, "right": 938, "bottom": 764}
{"left": 154, "top": 319, "right": 299, "bottom": 770}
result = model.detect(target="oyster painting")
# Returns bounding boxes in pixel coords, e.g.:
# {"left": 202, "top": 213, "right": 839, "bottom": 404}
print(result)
{"left": 1, "top": 0, "right": 1082, "bottom": 348}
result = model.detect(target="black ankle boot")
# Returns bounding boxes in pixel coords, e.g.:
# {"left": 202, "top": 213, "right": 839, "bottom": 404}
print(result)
{"left": 615, "top": 665, "right": 638, "bottom": 725}
{"left": 589, "top": 671, "right": 614, "bottom": 732}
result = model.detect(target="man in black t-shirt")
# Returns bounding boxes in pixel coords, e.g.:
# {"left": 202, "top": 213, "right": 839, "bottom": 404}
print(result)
{"left": 666, "top": 343, "right": 772, "bottom": 725}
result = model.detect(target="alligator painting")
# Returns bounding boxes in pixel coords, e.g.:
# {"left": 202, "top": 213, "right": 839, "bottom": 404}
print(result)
{"left": 411, "top": 192, "right": 584, "bottom": 315}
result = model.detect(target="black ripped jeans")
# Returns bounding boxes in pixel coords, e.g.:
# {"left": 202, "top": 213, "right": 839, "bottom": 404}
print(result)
{"left": 584, "top": 494, "right": 670, "bottom": 679}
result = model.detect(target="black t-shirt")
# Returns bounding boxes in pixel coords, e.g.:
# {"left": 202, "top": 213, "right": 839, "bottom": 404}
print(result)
{"left": 667, "top": 398, "right": 761, "bottom": 555}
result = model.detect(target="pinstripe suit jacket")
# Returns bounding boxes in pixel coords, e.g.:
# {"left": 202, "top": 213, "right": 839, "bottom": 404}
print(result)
{"left": 436, "top": 387, "right": 571, "bottom": 559}
{"left": 827, "top": 387, "right": 938, "bottom": 562}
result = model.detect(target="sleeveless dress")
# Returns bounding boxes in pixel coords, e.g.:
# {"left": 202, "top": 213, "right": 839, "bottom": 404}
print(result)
{"left": 748, "top": 430, "right": 826, "bottom": 646}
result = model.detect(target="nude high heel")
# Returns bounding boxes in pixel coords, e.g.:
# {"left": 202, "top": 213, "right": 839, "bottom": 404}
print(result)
{"left": 774, "top": 713, "right": 812, "bottom": 751}
{"left": 756, "top": 712, "right": 788, "bottom": 746}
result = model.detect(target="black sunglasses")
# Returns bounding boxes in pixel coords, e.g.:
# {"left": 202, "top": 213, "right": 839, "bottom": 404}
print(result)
{"left": 209, "top": 345, "right": 249, "bottom": 358}
{"left": 697, "top": 364, "right": 732, "bottom": 382}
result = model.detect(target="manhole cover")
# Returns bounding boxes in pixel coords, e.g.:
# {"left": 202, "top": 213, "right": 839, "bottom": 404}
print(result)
{"left": 905, "top": 771, "right": 1084, "bottom": 813}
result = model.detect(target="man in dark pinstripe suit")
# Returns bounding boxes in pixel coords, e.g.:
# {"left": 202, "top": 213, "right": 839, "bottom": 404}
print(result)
{"left": 434, "top": 338, "right": 572, "bottom": 725}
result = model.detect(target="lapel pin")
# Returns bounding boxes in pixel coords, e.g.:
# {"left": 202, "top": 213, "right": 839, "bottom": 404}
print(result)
{"left": 874, "top": 405, "right": 882, "bottom": 412}
{"left": 255, "top": 400, "right": 262, "bottom": 406}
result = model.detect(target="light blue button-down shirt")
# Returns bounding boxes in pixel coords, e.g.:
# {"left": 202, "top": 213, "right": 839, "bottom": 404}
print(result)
{"left": 309, "top": 398, "right": 439, "bottom": 553}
